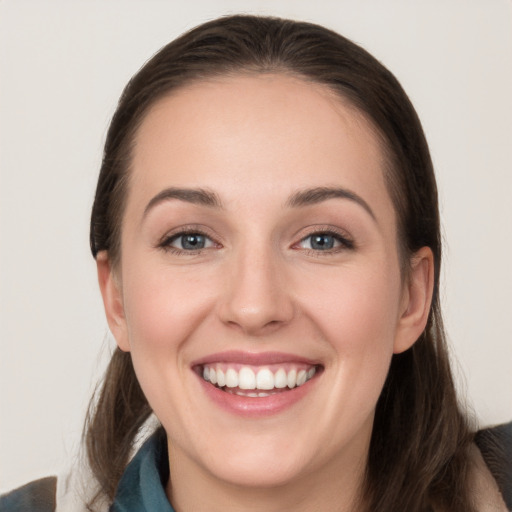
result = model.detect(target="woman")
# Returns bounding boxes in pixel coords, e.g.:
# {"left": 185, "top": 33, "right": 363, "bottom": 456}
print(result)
{"left": 1, "top": 14, "right": 509, "bottom": 512}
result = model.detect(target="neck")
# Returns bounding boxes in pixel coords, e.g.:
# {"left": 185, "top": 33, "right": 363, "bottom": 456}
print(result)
{"left": 166, "top": 440, "right": 368, "bottom": 512}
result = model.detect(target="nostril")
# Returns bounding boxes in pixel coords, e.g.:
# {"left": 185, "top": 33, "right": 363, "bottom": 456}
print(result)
{"left": 223, "top": 315, "right": 290, "bottom": 336}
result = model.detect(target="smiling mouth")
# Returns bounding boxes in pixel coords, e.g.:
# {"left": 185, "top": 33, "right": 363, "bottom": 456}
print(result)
{"left": 199, "top": 363, "right": 320, "bottom": 397}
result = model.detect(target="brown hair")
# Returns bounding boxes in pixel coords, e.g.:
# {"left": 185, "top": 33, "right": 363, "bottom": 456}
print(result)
{"left": 87, "top": 15, "right": 475, "bottom": 511}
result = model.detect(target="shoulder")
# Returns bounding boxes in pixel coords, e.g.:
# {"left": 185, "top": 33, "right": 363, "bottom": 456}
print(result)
{"left": 475, "top": 421, "right": 512, "bottom": 510}
{"left": 0, "top": 476, "right": 56, "bottom": 512}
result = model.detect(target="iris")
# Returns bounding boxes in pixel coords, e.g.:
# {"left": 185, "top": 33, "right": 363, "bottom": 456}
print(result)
{"left": 177, "top": 233, "right": 207, "bottom": 250}
{"left": 310, "top": 234, "right": 336, "bottom": 250}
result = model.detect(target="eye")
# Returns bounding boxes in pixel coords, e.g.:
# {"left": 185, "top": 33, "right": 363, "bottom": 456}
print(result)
{"left": 161, "top": 231, "right": 216, "bottom": 252}
{"left": 297, "top": 231, "right": 354, "bottom": 252}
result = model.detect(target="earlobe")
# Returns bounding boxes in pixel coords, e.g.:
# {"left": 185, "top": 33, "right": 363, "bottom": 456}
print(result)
{"left": 393, "top": 247, "right": 435, "bottom": 354}
{"left": 96, "top": 252, "right": 130, "bottom": 352}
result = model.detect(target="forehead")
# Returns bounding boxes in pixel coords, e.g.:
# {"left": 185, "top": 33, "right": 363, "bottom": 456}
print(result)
{"left": 129, "top": 73, "right": 392, "bottom": 220}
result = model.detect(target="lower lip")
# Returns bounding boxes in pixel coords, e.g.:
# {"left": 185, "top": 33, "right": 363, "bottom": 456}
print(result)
{"left": 196, "top": 372, "right": 318, "bottom": 417}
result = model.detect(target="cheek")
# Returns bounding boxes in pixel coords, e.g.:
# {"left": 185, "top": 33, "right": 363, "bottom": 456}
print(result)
{"left": 121, "top": 261, "right": 217, "bottom": 356}
{"left": 302, "top": 264, "right": 402, "bottom": 347}
{"left": 118, "top": 261, "right": 221, "bottom": 428}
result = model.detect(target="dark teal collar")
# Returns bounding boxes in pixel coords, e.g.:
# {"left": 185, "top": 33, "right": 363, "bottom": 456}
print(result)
{"left": 110, "top": 428, "right": 175, "bottom": 512}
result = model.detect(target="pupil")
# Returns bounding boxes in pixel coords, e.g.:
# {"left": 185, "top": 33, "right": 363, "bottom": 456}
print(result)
{"left": 182, "top": 234, "right": 205, "bottom": 250}
{"left": 311, "top": 234, "right": 334, "bottom": 250}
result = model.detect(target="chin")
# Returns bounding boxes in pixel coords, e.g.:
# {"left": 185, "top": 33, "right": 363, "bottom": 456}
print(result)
{"left": 204, "top": 453, "right": 309, "bottom": 489}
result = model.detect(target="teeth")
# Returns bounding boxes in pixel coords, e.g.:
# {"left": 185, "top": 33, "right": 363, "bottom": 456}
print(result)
{"left": 274, "top": 368, "right": 287, "bottom": 388}
{"left": 216, "top": 368, "right": 226, "bottom": 387}
{"left": 256, "top": 368, "right": 274, "bottom": 390}
{"left": 225, "top": 368, "right": 238, "bottom": 388}
{"left": 239, "top": 367, "right": 256, "bottom": 389}
{"left": 297, "top": 370, "right": 307, "bottom": 386}
{"left": 201, "top": 364, "right": 317, "bottom": 392}
{"left": 287, "top": 369, "right": 297, "bottom": 388}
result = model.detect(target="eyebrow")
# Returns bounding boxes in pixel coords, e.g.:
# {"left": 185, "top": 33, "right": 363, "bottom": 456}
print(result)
{"left": 143, "top": 185, "right": 375, "bottom": 221}
{"left": 286, "top": 186, "right": 376, "bottom": 220}
{"left": 143, "top": 187, "right": 222, "bottom": 218}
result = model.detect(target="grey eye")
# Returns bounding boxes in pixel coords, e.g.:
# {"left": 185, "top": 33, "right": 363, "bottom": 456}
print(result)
{"left": 300, "top": 234, "right": 339, "bottom": 250}
{"left": 297, "top": 232, "right": 354, "bottom": 252}
{"left": 309, "top": 234, "right": 336, "bottom": 250}
{"left": 171, "top": 233, "right": 213, "bottom": 250}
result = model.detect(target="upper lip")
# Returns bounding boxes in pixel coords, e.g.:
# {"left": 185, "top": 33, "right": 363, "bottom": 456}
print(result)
{"left": 191, "top": 350, "right": 321, "bottom": 367}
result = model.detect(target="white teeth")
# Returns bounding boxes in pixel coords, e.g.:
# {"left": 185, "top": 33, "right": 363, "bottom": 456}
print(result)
{"left": 256, "top": 368, "right": 274, "bottom": 390}
{"left": 274, "top": 368, "right": 287, "bottom": 388}
{"left": 287, "top": 369, "right": 297, "bottom": 388}
{"left": 202, "top": 364, "right": 318, "bottom": 391}
{"left": 216, "top": 368, "right": 225, "bottom": 387}
{"left": 239, "top": 367, "right": 256, "bottom": 389}
{"left": 225, "top": 368, "right": 239, "bottom": 388}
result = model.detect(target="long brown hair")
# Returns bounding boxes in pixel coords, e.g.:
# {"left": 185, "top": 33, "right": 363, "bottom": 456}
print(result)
{"left": 87, "top": 15, "right": 475, "bottom": 511}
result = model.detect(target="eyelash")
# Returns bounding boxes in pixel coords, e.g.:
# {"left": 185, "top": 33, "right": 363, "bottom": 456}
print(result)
{"left": 294, "top": 228, "right": 355, "bottom": 255}
{"left": 157, "top": 227, "right": 355, "bottom": 255}
{"left": 158, "top": 227, "right": 219, "bottom": 255}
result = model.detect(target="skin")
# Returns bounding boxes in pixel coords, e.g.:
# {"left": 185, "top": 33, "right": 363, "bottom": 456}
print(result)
{"left": 97, "top": 74, "right": 434, "bottom": 512}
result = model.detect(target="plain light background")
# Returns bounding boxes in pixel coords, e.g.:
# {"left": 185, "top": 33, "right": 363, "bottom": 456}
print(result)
{"left": 1, "top": 0, "right": 511, "bottom": 492}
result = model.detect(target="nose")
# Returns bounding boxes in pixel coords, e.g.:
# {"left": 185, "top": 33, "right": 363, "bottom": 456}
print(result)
{"left": 218, "top": 245, "right": 295, "bottom": 336}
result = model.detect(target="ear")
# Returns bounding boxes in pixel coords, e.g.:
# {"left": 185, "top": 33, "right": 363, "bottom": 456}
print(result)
{"left": 96, "top": 251, "right": 130, "bottom": 352}
{"left": 393, "top": 246, "right": 435, "bottom": 354}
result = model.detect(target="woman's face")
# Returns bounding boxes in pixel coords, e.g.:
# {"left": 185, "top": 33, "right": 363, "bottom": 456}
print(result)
{"left": 99, "top": 74, "right": 431, "bottom": 492}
